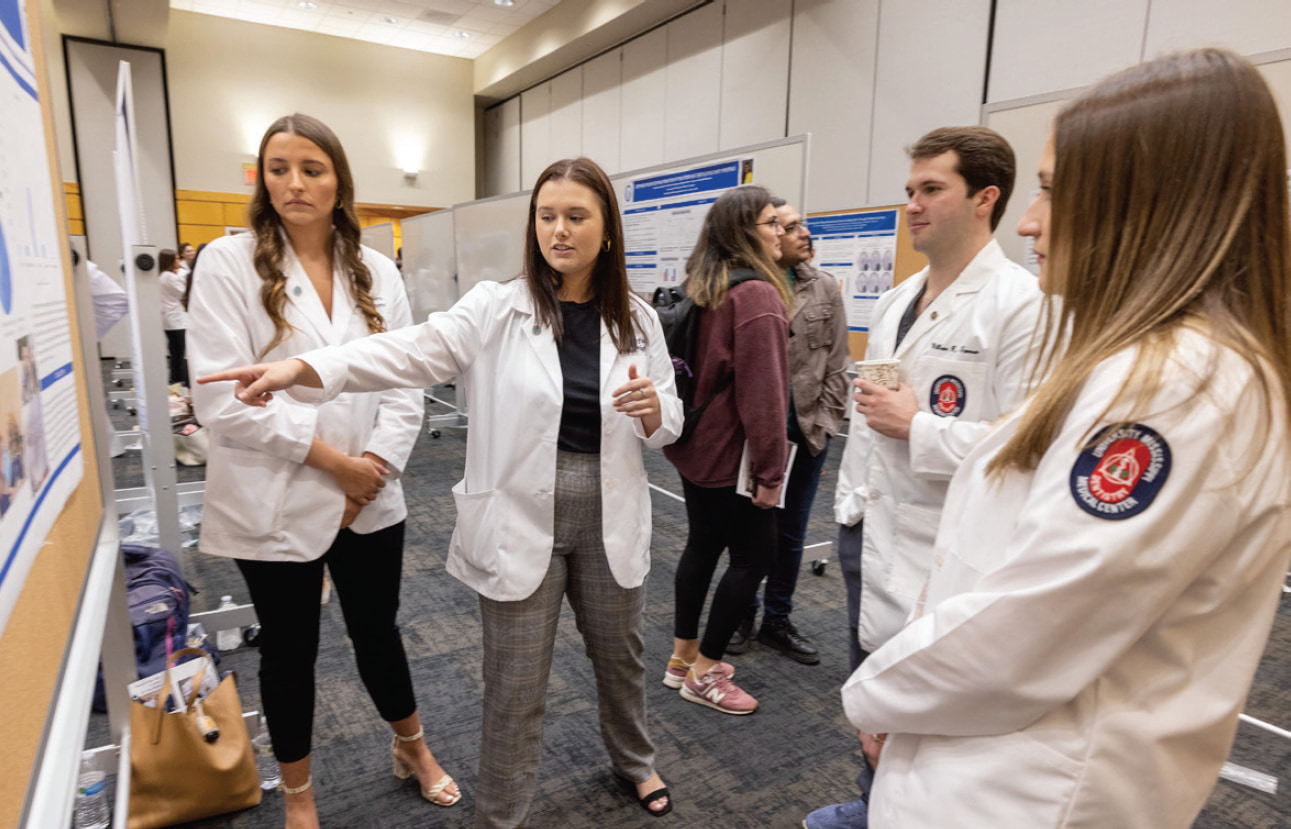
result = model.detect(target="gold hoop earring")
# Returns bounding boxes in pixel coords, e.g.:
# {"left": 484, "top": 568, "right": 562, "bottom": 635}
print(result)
{"left": 603, "top": 239, "right": 612, "bottom": 252}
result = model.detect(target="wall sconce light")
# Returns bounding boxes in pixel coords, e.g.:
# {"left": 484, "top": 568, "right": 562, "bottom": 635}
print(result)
{"left": 403, "top": 169, "right": 418, "bottom": 182}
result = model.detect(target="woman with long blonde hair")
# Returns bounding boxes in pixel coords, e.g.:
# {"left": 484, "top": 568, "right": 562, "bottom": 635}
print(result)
{"left": 188, "top": 114, "right": 458, "bottom": 829}
{"left": 832, "top": 48, "right": 1291, "bottom": 828}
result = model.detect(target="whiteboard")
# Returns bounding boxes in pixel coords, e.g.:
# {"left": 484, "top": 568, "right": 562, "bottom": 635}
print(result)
{"left": 361, "top": 221, "right": 396, "bottom": 259}
{"left": 400, "top": 209, "right": 457, "bottom": 323}
{"left": 450, "top": 134, "right": 811, "bottom": 297}
{"left": 452, "top": 191, "right": 530, "bottom": 292}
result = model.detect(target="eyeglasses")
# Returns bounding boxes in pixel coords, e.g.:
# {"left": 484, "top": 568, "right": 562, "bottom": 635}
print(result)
{"left": 755, "top": 218, "right": 783, "bottom": 231}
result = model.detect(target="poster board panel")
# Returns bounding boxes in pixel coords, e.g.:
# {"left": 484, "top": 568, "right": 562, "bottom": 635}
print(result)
{"left": 0, "top": 1, "right": 105, "bottom": 824}
{"left": 807, "top": 205, "right": 925, "bottom": 361}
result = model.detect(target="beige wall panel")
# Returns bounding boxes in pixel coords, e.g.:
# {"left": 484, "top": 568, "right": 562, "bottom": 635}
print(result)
{"left": 664, "top": 1, "right": 723, "bottom": 162}
{"left": 788, "top": 0, "right": 879, "bottom": 212}
{"left": 989, "top": 0, "right": 1148, "bottom": 103}
{"left": 719, "top": 0, "right": 792, "bottom": 151}
{"left": 868, "top": 0, "right": 992, "bottom": 204}
{"left": 550, "top": 66, "right": 584, "bottom": 163}
{"left": 484, "top": 97, "right": 522, "bottom": 198}
{"left": 521, "top": 81, "right": 552, "bottom": 190}
{"left": 581, "top": 48, "right": 623, "bottom": 174}
{"left": 620, "top": 26, "right": 668, "bottom": 170}
{"left": 1143, "top": 0, "right": 1291, "bottom": 59}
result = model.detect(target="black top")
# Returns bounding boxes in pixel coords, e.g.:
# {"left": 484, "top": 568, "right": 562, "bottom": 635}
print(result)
{"left": 558, "top": 300, "right": 603, "bottom": 453}
{"left": 894, "top": 283, "right": 927, "bottom": 352}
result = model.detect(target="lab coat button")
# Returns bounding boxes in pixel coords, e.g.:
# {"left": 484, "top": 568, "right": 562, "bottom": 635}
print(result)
{"left": 605, "top": 479, "right": 614, "bottom": 490}
{"left": 931, "top": 311, "right": 939, "bottom": 320}
{"left": 869, "top": 489, "right": 881, "bottom": 501}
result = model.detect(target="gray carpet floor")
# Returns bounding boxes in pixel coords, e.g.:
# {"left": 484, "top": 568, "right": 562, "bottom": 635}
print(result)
{"left": 90, "top": 369, "right": 1291, "bottom": 828}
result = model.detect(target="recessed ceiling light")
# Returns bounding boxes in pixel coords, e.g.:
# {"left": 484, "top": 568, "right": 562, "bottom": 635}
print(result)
{"left": 381, "top": 15, "right": 397, "bottom": 23}
{"left": 455, "top": 30, "right": 471, "bottom": 38}
{"left": 298, "top": 1, "right": 317, "bottom": 7}
{"left": 494, "top": 0, "right": 515, "bottom": 6}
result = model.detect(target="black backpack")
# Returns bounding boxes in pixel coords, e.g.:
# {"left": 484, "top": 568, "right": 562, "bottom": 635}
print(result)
{"left": 651, "top": 271, "right": 757, "bottom": 444}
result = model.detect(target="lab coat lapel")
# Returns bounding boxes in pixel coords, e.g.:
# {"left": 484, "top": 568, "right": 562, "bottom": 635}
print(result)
{"left": 892, "top": 241, "right": 998, "bottom": 360}
{"left": 510, "top": 282, "right": 563, "bottom": 390}
{"left": 329, "top": 255, "right": 356, "bottom": 344}
{"left": 599, "top": 318, "right": 619, "bottom": 396}
{"left": 282, "top": 245, "right": 338, "bottom": 346}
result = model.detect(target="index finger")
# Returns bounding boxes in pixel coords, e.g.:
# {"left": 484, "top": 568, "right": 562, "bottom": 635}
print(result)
{"left": 198, "top": 368, "right": 254, "bottom": 385}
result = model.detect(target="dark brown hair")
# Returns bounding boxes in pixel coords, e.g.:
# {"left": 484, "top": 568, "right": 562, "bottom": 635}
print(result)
{"left": 248, "top": 114, "right": 384, "bottom": 359}
{"left": 684, "top": 185, "right": 791, "bottom": 309}
{"left": 523, "top": 157, "right": 639, "bottom": 353}
{"left": 989, "top": 48, "right": 1291, "bottom": 476}
{"left": 908, "top": 126, "right": 1015, "bottom": 230}
{"left": 159, "top": 248, "right": 178, "bottom": 273}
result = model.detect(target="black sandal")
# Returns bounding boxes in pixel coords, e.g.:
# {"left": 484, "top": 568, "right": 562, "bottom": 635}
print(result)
{"left": 614, "top": 771, "right": 674, "bottom": 817}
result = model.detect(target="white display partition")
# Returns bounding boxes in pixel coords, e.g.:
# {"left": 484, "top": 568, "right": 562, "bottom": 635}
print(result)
{"left": 450, "top": 135, "right": 811, "bottom": 299}
{"left": 452, "top": 190, "right": 530, "bottom": 292}
{"left": 361, "top": 221, "right": 396, "bottom": 259}
{"left": 401, "top": 208, "right": 467, "bottom": 432}
{"left": 400, "top": 209, "right": 458, "bottom": 323}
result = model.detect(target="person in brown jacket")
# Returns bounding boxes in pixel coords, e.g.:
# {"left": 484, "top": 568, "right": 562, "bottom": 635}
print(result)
{"left": 727, "top": 198, "right": 850, "bottom": 663}
{"left": 663, "top": 184, "right": 791, "bottom": 715}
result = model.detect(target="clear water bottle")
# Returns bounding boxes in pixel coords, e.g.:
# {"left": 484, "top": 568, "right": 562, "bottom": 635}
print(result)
{"left": 73, "top": 752, "right": 109, "bottom": 829}
{"left": 252, "top": 714, "right": 282, "bottom": 790}
{"left": 215, "top": 595, "right": 241, "bottom": 652}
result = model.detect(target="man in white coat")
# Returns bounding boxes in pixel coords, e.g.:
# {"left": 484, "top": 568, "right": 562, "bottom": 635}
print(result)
{"left": 808, "top": 126, "right": 1042, "bottom": 829}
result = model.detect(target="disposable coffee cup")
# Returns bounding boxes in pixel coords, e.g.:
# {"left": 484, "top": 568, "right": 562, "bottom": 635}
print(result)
{"left": 854, "top": 359, "right": 900, "bottom": 391}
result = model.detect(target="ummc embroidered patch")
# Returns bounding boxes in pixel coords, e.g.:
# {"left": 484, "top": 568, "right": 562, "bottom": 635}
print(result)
{"left": 929, "top": 375, "right": 966, "bottom": 417}
{"left": 1069, "top": 424, "right": 1172, "bottom": 520}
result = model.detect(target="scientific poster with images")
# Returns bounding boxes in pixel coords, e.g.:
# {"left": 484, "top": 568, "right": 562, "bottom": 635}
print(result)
{"left": 0, "top": 0, "right": 85, "bottom": 637}
{"left": 621, "top": 157, "right": 753, "bottom": 295}
{"left": 806, "top": 209, "right": 899, "bottom": 332}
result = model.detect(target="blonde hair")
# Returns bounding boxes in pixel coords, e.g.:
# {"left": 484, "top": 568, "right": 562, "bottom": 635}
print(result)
{"left": 684, "top": 185, "right": 791, "bottom": 309}
{"left": 248, "top": 114, "right": 385, "bottom": 359}
{"left": 989, "top": 48, "right": 1291, "bottom": 477}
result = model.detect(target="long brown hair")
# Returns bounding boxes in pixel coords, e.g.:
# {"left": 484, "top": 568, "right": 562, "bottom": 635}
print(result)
{"left": 523, "top": 157, "right": 639, "bottom": 353}
{"left": 248, "top": 114, "right": 385, "bottom": 359}
{"left": 988, "top": 48, "right": 1291, "bottom": 476}
{"left": 684, "top": 185, "right": 791, "bottom": 309}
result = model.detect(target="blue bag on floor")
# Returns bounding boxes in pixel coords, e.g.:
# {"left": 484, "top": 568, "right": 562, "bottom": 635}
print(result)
{"left": 92, "top": 544, "right": 218, "bottom": 712}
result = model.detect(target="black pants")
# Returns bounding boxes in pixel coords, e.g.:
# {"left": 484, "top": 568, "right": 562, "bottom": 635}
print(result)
{"left": 674, "top": 478, "right": 776, "bottom": 661}
{"left": 235, "top": 521, "right": 415, "bottom": 763}
{"left": 164, "top": 328, "right": 188, "bottom": 386}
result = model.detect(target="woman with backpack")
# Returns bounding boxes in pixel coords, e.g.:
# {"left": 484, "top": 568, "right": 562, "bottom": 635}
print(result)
{"left": 198, "top": 156, "right": 684, "bottom": 825}
{"left": 661, "top": 184, "right": 791, "bottom": 715}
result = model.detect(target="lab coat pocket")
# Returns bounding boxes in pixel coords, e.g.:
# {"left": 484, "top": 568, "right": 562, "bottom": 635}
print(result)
{"left": 920, "top": 357, "right": 987, "bottom": 421}
{"left": 204, "top": 447, "right": 287, "bottom": 539}
{"left": 888, "top": 504, "right": 941, "bottom": 600}
{"left": 912, "top": 732, "right": 1082, "bottom": 826}
{"left": 450, "top": 481, "right": 500, "bottom": 572}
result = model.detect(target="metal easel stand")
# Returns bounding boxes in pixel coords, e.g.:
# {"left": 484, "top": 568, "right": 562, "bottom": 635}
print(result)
{"left": 423, "top": 376, "right": 469, "bottom": 438}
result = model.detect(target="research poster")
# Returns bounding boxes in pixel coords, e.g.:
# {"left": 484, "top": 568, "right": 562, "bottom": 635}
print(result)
{"left": 806, "top": 209, "right": 899, "bottom": 332}
{"left": 0, "top": 1, "right": 86, "bottom": 637}
{"left": 621, "top": 157, "right": 753, "bottom": 295}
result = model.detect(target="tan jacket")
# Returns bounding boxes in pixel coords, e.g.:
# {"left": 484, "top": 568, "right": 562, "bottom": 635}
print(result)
{"left": 788, "top": 262, "right": 850, "bottom": 456}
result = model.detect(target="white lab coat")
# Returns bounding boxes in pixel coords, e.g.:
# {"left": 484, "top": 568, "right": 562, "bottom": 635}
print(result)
{"left": 843, "top": 330, "right": 1291, "bottom": 829}
{"left": 159, "top": 269, "right": 189, "bottom": 330}
{"left": 294, "top": 277, "right": 683, "bottom": 601}
{"left": 835, "top": 239, "right": 1042, "bottom": 650}
{"left": 188, "top": 233, "right": 424, "bottom": 561}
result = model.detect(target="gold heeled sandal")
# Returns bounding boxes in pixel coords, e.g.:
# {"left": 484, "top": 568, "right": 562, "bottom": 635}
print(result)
{"left": 392, "top": 727, "right": 461, "bottom": 807}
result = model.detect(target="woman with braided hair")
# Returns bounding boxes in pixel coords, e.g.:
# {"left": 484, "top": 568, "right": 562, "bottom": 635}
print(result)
{"left": 187, "top": 114, "right": 458, "bottom": 829}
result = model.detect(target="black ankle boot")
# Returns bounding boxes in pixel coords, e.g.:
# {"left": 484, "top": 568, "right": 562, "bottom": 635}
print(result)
{"left": 726, "top": 612, "right": 756, "bottom": 655}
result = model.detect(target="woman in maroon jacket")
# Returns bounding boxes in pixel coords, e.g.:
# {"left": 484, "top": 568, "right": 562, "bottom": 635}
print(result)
{"left": 663, "top": 184, "right": 791, "bottom": 715}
